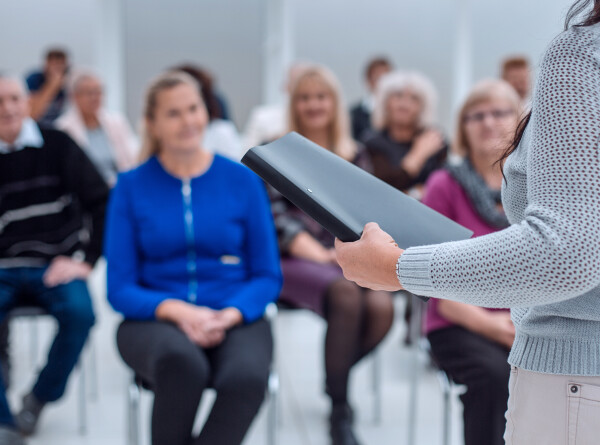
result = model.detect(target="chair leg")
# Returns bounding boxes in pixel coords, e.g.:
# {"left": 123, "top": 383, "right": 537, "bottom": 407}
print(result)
{"left": 87, "top": 338, "right": 99, "bottom": 402}
{"left": 30, "top": 320, "right": 39, "bottom": 365}
{"left": 443, "top": 387, "right": 451, "bottom": 445}
{"left": 266, "top": 370, "right": 279, "bottom": 445}
{"left": 128, "top": 379, "right": 141, "bottom": 445}
{"left": 371, "top": 350, "right": 382, "bottom": 425}
{"left": 437, "top": 370, "right": 452, "bottom": 445}
{"left": 77, "top": 360, "right": 87, "bottom": 435}
{"left": 406, "top": 344, "right": 420, "bottom": 445}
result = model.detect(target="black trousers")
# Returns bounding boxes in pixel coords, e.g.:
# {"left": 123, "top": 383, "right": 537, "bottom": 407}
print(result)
{"left": 428, "top": 326, "right": 510, "bottom": 445}
{"left": 117, "top": 318, "right": 272, "bottom": 445}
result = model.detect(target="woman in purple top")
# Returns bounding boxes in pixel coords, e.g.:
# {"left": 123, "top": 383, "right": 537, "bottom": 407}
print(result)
{"left": 422, "top": 79, "right": 520, "bottom": 445}
{"left": 270, "top": 65, "right": 394, "bottom": 445}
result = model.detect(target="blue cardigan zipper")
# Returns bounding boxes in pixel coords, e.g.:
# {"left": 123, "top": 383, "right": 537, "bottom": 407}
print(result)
{"left": 181, "top": 179, "right": 198, "bottom": 304}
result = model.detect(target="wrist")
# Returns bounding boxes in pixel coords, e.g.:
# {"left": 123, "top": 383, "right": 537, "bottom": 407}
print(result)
{"left": 221, "top": 307, "right": 243, "bottom": 328}
{"left": 390, "top": 248, "right": 405, "bottom": 290}
{"left": 401, "top": 154, "right": 424, "bottom": 177}
{"left": 155, "top": 299, "right": 187, "bottom": 321}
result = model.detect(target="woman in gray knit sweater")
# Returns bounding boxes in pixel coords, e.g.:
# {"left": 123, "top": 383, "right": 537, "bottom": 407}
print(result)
{"left": 336, "top": 1, "right": 600, "bottom": 443}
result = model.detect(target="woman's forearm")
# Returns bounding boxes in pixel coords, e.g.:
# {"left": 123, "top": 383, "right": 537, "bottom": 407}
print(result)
{"left": 288, "top": 231, "right": 334, "bottom": 263}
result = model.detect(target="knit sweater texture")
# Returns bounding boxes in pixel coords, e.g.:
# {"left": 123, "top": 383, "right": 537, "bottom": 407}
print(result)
{"left": 398, "top": 24, "right": 600, "bottom": 375}
{"left": 0, "top": 127, "right": 109, "bottom": 267}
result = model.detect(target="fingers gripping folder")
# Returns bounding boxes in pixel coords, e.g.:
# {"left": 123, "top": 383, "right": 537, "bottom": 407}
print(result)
{"left": 242, "top": 132, "right": 473, "bottom": 302}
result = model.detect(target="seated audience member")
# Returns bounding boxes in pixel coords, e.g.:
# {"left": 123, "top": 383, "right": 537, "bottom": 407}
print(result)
{"left": 364, "top": 70, "right": 447, "bottom": 200}
{"left": 26, "top": 48, "right": 70, "bottom": 127}
{"left": 105, "top": 71, "right": 281, "bottom": 445}
{"left": 242, "top": 61, "right": 311, "bottom": 149}
{"left": 0, "top": 75, "right": 108, "bottom": 443}
{"left": 349, "top": 56, "right": 392, "bottom": 141}
{"left": 500, "top": 56, "right": 531, "bottom": 109}
{"left": 269, "top": 65, "right": 393, "bottom": 445}
{"left": 423, "top": 79, "right": 520, "bottom": 445}
{"left": 56, "top": 70, "right": 138, "bottom": 186}
{"left": 205, "top": 69, "right": 232, "bottom": 122}
{"left": 174, "top": 64, "right": 243, "bottom": 160}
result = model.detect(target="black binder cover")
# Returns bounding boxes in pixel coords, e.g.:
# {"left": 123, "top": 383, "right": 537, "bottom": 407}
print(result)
{"left": 242, "top": 132, "right": 473, "bottom": 299}
{"left": 243, "top": 131, "right": 472, "bottom": 244}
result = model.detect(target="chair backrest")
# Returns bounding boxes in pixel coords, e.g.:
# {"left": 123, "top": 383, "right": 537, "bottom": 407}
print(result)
{"left": 8, "top": 306, "right": 47, "bottom": 318}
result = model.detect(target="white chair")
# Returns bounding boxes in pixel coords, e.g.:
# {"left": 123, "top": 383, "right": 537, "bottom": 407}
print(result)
{"left": 126, "top": 303, "right": 279, "bottom": 445}
{"left": 6, "top": 305, "right": 96, "bottom": 435}
{"left": 406, "top": 293, "right": 465, "bottom": 445}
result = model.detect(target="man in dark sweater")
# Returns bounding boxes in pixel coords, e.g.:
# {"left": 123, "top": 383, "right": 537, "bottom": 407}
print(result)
{"left": 0, "top": 75, "right": 109, "bottom": 444}
{"left": 349, "top": 57, "right": 392, "bottom": 141}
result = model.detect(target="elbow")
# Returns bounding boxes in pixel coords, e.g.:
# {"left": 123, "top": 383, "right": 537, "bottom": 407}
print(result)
{"left": 522, "top": 215, "right": 600, "bottom": 300}
{"left": 524, "top": 254, "right": 600, "bottom": 304}
{"left": 107, "top": 289, "right": 126, "bottom": 315}
{"left": 551, "top": 236, "right": 600, "bottom": 297}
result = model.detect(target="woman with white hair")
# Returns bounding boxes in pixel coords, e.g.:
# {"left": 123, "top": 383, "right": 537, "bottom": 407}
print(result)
{"left": 56, "top": 70, "right": 138, "bottom": 186}
{"left": 364, "top": 70, "right": 447, "bottom": 200}
{"left": 269, "top": 65, "right": 393, "bottom": 445}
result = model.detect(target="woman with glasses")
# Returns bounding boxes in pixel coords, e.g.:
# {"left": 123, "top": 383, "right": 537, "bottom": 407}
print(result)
{"left": 363, "top": 70, "right": 447, "bottom": 200}
{"left": 423, "top": 80, "right": 520, "bottom": 445}
{"left": 335, "top": 2, "right": 600, "bottom": 442}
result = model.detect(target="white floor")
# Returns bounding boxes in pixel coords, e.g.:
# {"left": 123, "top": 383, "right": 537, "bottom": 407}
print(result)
{"left": 6, "top": 262, "right": 465, "bottom": 445}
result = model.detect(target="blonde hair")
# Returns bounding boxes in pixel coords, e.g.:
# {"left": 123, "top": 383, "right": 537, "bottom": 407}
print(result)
{"left": 287, "top": 65, "right": 357, "bottom": 161}
{"left": 138, "top": 71, "right": 202, "bottom": 163}
{"left": 371, "top": 70, "right": 438, "bottom": 131}
{"left": 453, "top": 79, "right": 521, "bottom": 157}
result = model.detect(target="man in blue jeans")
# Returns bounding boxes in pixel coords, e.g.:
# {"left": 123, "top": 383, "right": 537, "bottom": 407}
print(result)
{"left": 0, "top": 75, "right": 109, "bottom": 444}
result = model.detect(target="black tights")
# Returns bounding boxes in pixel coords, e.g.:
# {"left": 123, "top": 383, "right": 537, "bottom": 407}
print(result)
{"left": 323, "top": 278, "right": 394, "bottom": 405}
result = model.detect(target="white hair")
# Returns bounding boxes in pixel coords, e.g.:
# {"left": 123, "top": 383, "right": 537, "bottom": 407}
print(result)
{"left": 371, "top": 70, "right": 438, "bottom": 130}
{"left": 68, "top": 68, "right": 102, "bottom": 95}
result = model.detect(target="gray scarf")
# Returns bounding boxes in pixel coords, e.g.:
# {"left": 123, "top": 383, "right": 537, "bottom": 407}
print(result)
{"left": 446, "top": 159, "right": 510, "bottom": 229}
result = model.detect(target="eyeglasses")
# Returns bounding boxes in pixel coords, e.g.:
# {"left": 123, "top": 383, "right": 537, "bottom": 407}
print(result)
{"left": 463, "top": 109, "right": 515, "bottom": 124}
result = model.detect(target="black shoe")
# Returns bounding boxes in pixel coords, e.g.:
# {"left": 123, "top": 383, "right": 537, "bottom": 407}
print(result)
{"left": 330, "top": 403, "right": 361, "bottom": 445}
{"left": 15, "top": 393, "right": 45, "bottom": 436}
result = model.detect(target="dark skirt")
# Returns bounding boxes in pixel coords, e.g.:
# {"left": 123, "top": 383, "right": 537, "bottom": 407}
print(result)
{"left": 279, "top": 257, "right": 344, "bottom": 317}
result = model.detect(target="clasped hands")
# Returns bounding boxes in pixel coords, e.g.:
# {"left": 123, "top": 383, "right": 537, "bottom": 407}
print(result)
{"left": 156, "top": 300, "right": 243, "bottom": 348}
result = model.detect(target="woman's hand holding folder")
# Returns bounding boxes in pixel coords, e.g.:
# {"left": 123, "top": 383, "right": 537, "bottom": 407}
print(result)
{"left": 335, "top": 222, "right": 404, "bottom": 292}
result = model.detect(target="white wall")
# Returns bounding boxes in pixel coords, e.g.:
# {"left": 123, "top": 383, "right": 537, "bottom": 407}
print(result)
{"left": 293, "top": 0, "right": 572, "bottom": 132}
{"left": 1, "top": 0, "right": 576, "bottom": 132}
{"left": 1, "top": 0, "right": 97, "bottom": 79}
{"left": 123, "top": 0, "right": 265, "bottom": 129}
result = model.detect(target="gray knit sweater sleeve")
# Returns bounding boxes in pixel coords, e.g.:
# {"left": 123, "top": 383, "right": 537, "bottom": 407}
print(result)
{"left": 397, "top": 26, "right": 600, "bottom": 308}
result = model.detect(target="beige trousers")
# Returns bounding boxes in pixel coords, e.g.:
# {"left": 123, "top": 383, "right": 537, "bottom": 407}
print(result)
{"left": 504, "top": 366, "right": 600, "bottom": 445}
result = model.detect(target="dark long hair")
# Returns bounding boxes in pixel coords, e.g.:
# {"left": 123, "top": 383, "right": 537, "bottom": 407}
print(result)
{"left": 497, "top": 0, "right": 600, "bottom": 170}
{"left": 170, "top": 64, "right": 223, "bottom": 121}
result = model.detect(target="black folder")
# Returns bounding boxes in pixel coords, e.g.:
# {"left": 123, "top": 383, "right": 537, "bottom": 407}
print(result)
{"left": 242, "top": 132, "right": 472, "bottom": 300}
{"left": 243, "top": 131, "right": 473, "bottom": 245}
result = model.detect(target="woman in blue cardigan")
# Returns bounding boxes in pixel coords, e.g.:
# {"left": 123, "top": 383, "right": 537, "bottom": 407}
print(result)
{"left": 104, "top": 71, "right": 282, "bottom": 445}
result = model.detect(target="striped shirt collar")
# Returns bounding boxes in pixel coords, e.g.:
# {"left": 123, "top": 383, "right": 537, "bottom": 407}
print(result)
{"left": 0, "top": 118, "right": 44, "bottom": 154}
